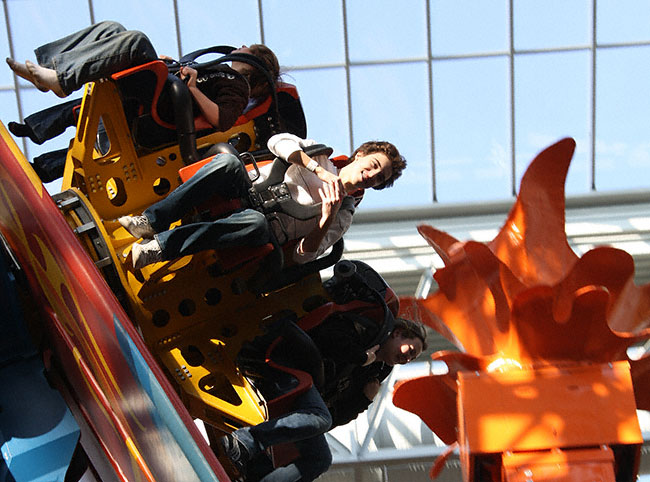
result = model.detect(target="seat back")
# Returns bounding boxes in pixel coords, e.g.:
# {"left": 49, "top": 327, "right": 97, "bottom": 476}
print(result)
{"left": 239, "top": 260, "right": 399, "bottom": 417}
{"left": 111, "top": 60, "right": 175, "bottom": 130}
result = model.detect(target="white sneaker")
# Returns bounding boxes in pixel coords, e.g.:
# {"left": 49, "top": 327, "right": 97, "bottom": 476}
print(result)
{"left": 132, "top": 238, "right": 163, "bottom": 269}
{"left": 118, "top": 215, "right": 155, "bottom": 239}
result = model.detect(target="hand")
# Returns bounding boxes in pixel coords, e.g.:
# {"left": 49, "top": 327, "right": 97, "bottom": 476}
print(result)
{"left": 180, "top": 66, "right": 198, "bottom": 87}
{"left": 363, "top": 344, "right": 380, "bottom": 366}
{"left": 315, "top": 165, "right": 340, "bottom": 184}
{"left": 363, "top": 379, "right": 381, "bottom": 400}
{"left": 317, "top": 178, "right": 344, "bottom": 228}
{"left": 158, "top": 54, "right": 174, "bottom": 61}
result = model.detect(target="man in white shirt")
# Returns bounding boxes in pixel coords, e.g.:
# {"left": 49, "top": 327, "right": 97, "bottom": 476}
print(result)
{"left": 118, "top": 133, "right": 406, "bottom": 269}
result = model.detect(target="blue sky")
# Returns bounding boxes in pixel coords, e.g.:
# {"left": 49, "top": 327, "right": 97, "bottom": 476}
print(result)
{"left": 2, "top": 0, "right": 650, "bottom": 210}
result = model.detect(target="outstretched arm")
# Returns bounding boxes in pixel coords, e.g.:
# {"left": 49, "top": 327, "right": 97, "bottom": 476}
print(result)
{"left": 180, "top": 66, "right": 221, "bottom": 128}
{"left": 298, "top": 172, "right": 345, "bottom": 256}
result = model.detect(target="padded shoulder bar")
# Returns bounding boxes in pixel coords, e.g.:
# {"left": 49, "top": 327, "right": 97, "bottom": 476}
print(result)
{"left": 249, "top": 144, "right": 333, "bottom": 221}
{"left": 166, "top": 74, "right": 199, "bottom": 164}
{"left": 323, "top": 259, "right": 396, "bottom": 349}
{"left": 260, "top": 238, "right": 344, "bottom": 294}
{"left": 179, "top": 45, "right": 235, "bottom": 64}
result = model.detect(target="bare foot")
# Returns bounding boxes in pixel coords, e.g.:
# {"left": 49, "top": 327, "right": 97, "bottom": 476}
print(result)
{"left": 6, "top": 57, "right": 47, "bottom": 92}
{"left": 25, "top": 60, "right": 66, "bottom": 98}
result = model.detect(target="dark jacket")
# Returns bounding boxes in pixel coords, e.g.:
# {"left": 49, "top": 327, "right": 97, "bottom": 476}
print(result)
{"left": 309, "top": 312, "right": 393, "bottom": 428}
{"left": 157, "top": 64, "right": 249, "bottom": 132}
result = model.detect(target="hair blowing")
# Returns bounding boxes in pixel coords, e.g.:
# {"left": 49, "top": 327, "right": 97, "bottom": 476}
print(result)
{"left": 247, "top": 44, "right": 280, "bottom": 100}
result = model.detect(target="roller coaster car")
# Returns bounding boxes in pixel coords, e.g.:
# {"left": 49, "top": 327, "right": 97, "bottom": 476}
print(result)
{"left": 60, "top": 45, "right": 306, "bottom": 220}
{"left": 51, "top": 50, "right": 355, "bottom": 445}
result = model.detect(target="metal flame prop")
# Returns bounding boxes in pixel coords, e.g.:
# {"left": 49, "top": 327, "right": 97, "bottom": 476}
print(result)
{"left": 394, "top": 138, "right": 650, "bottom": 481}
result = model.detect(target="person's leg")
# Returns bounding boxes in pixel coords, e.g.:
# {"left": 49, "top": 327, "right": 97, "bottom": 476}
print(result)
{"left": 143, "top": 153, "right": 249, "bottom": 232}
{"left": 34, "top": 22, "right": 157, "bottom": 95}
{"left": 237, "top": 386, "right": 331, "bottom": 455}
{"left": 229, "top": 386, "right": 333, "bottom": 482}
{"left": 154, "top": 209, "right": 270, "bottom": 260}
{"left": 31, "top": 148, "right": 68, "bottom": 182}
{"left": 7, "top": 22, "right": 127, "bottom": 96}
{"left": 34, "top": 21, "right": 127, "bottom": 68}
{"left": 11, "top": 98, "right": 82, "bottom": 144}
{"left": 259, "top": 434, "right": 332, "bottom": 482}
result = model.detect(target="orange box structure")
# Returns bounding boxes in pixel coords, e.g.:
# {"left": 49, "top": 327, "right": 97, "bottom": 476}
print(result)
{"left": 457, "top": 362, "right": 641, "bottom": 481}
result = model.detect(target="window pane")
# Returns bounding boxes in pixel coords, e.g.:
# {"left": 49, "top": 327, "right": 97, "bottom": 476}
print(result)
{"left": 596, "top": 46, "right": 650, "bottom": 191}
{"left": 347, "top": 0, "right": 427, "bottom": 62}
{"left": 433, "top": 57, "right": 511, "bottom": 203}
{"left": 286, "top": 68, "right": 350, "bottom": 153}
{"left": 262, "top": 0, "right": 344, "bottom": 67}
{"left": 1, "top": 91, "right": 20, "bottom": 142}
{"left": 430, "top": 0, "right": 509, "bottom": 56}
{"left": 92, "top": 0, "right": 178, "bottom": 57}
{"left": 0, "top": 6, "right": 13, "bottom": 86}
{"left": 597, "top": 0, "right": 650, "bottom": 44}
{"left": 6, "top": 0, "right": 91, "bottom": 88}
{"left": 515, "top": 51, "right": 591, "bottom": 195}
{"left": 178, "top": 1, "right": 261, "bottom": 55}
{"left": 350, "top": 63, "right": 432, "bottom": 209}
{"left": 514, "top": 0, "right": 591, "bottom": 50}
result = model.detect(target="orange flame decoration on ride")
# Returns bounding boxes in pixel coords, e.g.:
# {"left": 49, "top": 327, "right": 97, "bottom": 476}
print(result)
{"left": 394, "top": 138, "right": 650, "bottom": 448}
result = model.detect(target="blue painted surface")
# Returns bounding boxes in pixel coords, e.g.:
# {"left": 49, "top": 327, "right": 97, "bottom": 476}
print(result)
{"left": 0, "top": 246, "right": 80, "bottom": 482}
{"left": 114, "top": 314, "right": 221, "bottom": 481}
{"left": 0, "top": 357, "right": 80, "bottom": 482}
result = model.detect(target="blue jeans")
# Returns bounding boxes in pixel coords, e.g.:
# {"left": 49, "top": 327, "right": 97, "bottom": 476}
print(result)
{"left": 144, "top": 153, "right": 271, "bottom": 260}
{"left": 34, "top": 21, "right": 157, "bottom": 95}
{"left": 234, "top": 385, "right": 333, "bottom": 482}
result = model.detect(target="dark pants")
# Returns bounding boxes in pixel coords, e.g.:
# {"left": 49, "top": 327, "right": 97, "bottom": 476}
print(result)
{"left": 234, "top": 385, "right": 333, "bottom": 482}
{"left": 144, "top": 153, "right": 271, "bottom": 260}
{"left": 34, "top": 21, "right": 157, "bottom": 95}
{"left": 32, "top": 148, "right": 68, "bottom": 183}
{"left": 22, "top": 98, "right": 81, "bottom": 145}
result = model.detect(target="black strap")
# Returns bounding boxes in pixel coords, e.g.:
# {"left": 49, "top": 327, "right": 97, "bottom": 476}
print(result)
{"left": 247, "top": 144, "right": 334, "bottom": 220}
{"left": 179, "top": 45, "right": 235, "bottom": 63}
{"left": 172, "top": 45, "right": 282, "bottom": 135}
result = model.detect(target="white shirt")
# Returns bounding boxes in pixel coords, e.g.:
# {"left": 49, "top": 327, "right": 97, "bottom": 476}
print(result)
{"left": 257, "top": 133, "right": 357, "bottom": 263}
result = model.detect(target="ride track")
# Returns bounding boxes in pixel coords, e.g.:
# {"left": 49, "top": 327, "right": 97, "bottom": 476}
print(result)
{"left": 0, "top": 121, "right": 231, "bottom": 481}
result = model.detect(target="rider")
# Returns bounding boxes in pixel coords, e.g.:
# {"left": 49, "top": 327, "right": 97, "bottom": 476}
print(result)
{"left": 6, "top": 21, "right": 279, "bottom": 180}
{"left": 118, "top": 133, "right": 407, "bottom": 268}
{"left": 219, "top": 315, "right": 428, "bottom": 482}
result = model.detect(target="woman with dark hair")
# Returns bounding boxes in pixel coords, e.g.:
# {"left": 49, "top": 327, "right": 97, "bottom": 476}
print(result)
{"left": 6, "top": 21, "right": 278, "bottom": 125}
{"left": 7, "top": 21, "right": 280, "bottom": 180}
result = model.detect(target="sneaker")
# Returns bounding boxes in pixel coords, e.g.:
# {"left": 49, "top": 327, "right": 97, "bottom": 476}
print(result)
{"left": 215, "top": 433, "right": 250, "bottom": 480}
{"left": 118, "top": 215, "right": 155, "bottom": 239}
{"left": 131, "top": 238, "right": 163, "bottom": 269}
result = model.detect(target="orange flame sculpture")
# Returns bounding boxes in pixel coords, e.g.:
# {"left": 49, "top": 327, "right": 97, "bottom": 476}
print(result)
{"left": 395, "top": 138, "right": 650, "bottom": 482}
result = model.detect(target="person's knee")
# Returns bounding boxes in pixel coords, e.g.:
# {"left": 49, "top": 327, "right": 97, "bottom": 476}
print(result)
{"left": 202, "top": 153, "right": 241, "bottom": 178}
{"left": 126, "top": 31, "right": 156, "bottom": 59}
{"left": 97, "top": 21, "right": 126, "bottom": 35}
{"left": 248, "top": 211, "right": 271, "bottom": 240}
{"left": 214, "top": 153, "right": 241, "bottom": 171}
{"left": 313, "top": 407, "right": 333, "bottom": 434}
